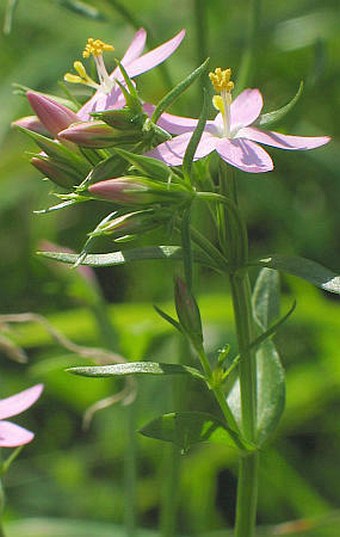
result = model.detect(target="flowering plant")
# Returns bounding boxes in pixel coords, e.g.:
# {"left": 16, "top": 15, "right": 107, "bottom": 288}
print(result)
{"left": 11, "top": 14, "right": 339, "bottom": 537}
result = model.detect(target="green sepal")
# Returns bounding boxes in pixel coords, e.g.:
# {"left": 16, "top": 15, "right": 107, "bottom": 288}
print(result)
{"left": 91, "top": 108, "right": 147, "bottom": 132}
{"left": 182, "top": 89, "right": 208, "bottom": 179}
{"left": 114, "top": 148, "right": 173, "bottom": 182}
{"left": 251, "top": 254, "right": 340, "bottom": 295}
{"left": 139, "top": 411, "right": 254, "bottom": 453}
{"left": 114, "top": 60, "right": 142, "bottom": 112}
{"left": 257, "top": 81, "right": 304, "bottom": 127}
{"left": 153, "top": 305, "right": 183, "bottom": 334}
{"left": 81, "top": 154, "right": 128, "bottom": 188}
{"left": 67, "top": 361, "right": 205, "bottom": 381}
{"left": 151, "top": 58, "right": 210, "bottom": 124}
{"left": 15, "top": 125, "right": 90, "bottom": 174}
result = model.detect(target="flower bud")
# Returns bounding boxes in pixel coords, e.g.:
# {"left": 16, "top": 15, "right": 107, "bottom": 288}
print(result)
{"left": 174, "top": 277, "right": 203, "bottom": 347}
{"left": 58, "top": 120, "right": 141, "bottom": 148}
{"left": 26, "top": 91, "right": 79, "bottom": 137}
{"left": 88, "top": 176, "right": 192, "bottom": 206}
{"left": 31, "top": 156, "right": 79, "bottom": 188}
{"left": 91, "top": 210, "right": 165, "bottom": 239}
{"left": 11, "top": 115, "right": 49, "bottom": 136}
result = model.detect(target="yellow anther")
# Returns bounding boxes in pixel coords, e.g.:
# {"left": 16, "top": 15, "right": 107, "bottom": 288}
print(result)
{"left": 74, "top": 61, "right": 87, "bottom": 78}
{"left": 209, "top": 67, "right": 234, "bottom": 94}
{"left": 64, "top": 60, "right": 99, "bottom": 89}
{"left": 82, "top": 37, "right": 114, "bottom": 59}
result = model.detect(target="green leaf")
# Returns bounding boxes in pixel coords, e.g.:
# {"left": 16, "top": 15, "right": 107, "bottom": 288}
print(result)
{"left": 151, "top": 58, "right": 210, "bottom": 124}
{"left": 139, "top": 411, "right": 249, "bottom": 452}
{"left": 37, "top": 245, "right": 218, "bottom": 270}
{"left": 252, "top": 268, "right": 285, "bottom": 444}
{"left": 252, "top": 268, "right": 280, "bottom": 330}
{"left": 67, "top": 361, "right": 205, "bottom": 381}
{"left": 252, "top": 254, "right": 340, "bottom": 294}
{"left": 257, "top": 81, "right": 304, "bottom": 127}
{"left": 256, "top": 340, "right": 285, "bottom": 445}
{"left": 182, "top": 90, "right": 208, "bottom": 179}
{"left": 7, "top": 518, "right": 157, "bottom": 537}
{"left": 3, "top": 0, "right": 18, "bottom": 34}
{"left": 55, "top": 0, "right": 107, "bottom": 20}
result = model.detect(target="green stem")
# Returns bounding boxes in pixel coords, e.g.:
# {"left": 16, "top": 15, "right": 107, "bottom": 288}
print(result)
{"left": 0, "top": 480, "right": 6, "bottom": 537}
{"left": 160, "top": 443, "right": 180, "bottom": 537}
{"left": 193, "top": 0, "right": 208, "bottom": 104}
{"left": 124, "top": 403, "right": 137, "bottom": 537}
{"left": 218, "top": 166, "right": 258, "bottom": 537}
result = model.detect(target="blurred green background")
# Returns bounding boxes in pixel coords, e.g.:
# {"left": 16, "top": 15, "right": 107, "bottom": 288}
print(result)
{"left": 0, "top": 0, "right": 339, "bottom": 535}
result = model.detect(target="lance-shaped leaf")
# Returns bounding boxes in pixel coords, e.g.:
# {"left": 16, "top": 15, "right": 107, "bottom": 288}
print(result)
{"left": 67, "top": 361, "right": 205, "bottom": 381}
{"left": 251, "top": 254, "right": 340, "bottom": 295}
{"left": 140, "top": 411, "right": 253, "bottom": 453}
{"left": 37, "top": 245, "right": 221, "bottom": 271}
{"left": 229, "top": 268, "right": 286, "bottom": 445}
{"left": 257, "top": 81, "right": 304, "bottom": 127}
{"left": 151, "top": 58, "right": 210, "bottom": 123}
{"left": 253, "top": 268, "right": 285, "bottom": 444}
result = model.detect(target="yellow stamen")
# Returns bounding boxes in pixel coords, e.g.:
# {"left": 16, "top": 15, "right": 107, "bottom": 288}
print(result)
{"left": 64, "top": 61, "right": 99, "bottom": 90}
{"left": 83, "top": 37, "right": 114, "bottom": 59}
{"left": 209, "top": 67, "right": 234, "bottom": 94}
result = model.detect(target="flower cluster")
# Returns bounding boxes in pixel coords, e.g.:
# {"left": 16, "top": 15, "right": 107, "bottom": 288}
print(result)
{"left": 13, "top": 28, "right": 330, "bottom": 247}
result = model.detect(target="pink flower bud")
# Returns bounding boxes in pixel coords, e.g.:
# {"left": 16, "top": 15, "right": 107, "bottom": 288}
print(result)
{"left": 26, "top": 91, "right": 79, "bottom": 137}
{"left": 93, "top": 210, "right": 164, "bottom": 239}
{"left": 31, "top": 156, "right": 78, "bottom": 188}
{"left": 58, "top": 120, "right": 141, "bottom": 148}
{"left": 88, "top": 177, "right": 153, "bottom": 205}
{"left": 11, "top": 115, "right": 49, "bottom": 136}
{"left": 174, "top": 276, "right": 203, "bottom": 347}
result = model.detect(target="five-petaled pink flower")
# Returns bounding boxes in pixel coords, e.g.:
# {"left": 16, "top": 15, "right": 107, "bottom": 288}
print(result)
{"left": 147, "top": 67, "right": 330, "bottom": 173}
{"left": 65, "top": 29, "right": 185, "bottom": 121}
{"left": 0, "top": 384, "right": 43, "bottom": 447}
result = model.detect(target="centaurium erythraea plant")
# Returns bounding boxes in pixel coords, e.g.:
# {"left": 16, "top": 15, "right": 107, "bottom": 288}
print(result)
{"left": 147, "top": 67, "right": 330, "bottom": 173}
{"left": 0, "top": 384, "right": 43, "bottom": 447}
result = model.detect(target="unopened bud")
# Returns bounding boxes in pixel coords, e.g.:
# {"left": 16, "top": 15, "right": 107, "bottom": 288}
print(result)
{"left": 11, "top": 115, "right": 49, "bottom": 136}
{"left": 88, "top": 176, "right": 192, "bottom": 206}
{"left": 27, "top": 91, "right": 79, "bottom": 137}
{"left": 92, "top": 210, "right": 164, "bottom": 239}
{"left": 31, "top": 156, "right": 79, "bottom": 188}
{"left": 174, "top": 277, "right": 203, "bottom": 347}
{"left": 58, "top": 120, "right": 141, "bottom": 148}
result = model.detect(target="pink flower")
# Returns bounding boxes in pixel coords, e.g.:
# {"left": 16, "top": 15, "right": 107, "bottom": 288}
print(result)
{"left": 0, "top": 384, "right": 43, "bottom": 447}
{"left": 147, "top": 88, "right": 330, "bottom": 173}
{"left": 73, "top": 29, "right": 185, "bottom": 121}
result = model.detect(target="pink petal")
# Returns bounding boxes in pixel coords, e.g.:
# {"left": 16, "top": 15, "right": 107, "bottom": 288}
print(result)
{"left": 143, "top": 103, "right": 200, "bottom": 135}
{"left": 230, "top": 89, "right": 263, "bottom": 131}
{"left": 237, "top": 127, "right": 331, "bottom": 150}
{"left": 147, "top": 132, "right": 216, "bottom": 166}
{"left": 0, "top": 384, "right": 43, "bottom": 420}
{"left": 215, "top": 138, "right": 273, "bottom": 173}
{"left": 126, "top": 29, "right": 185, "bottom": 79}
{"left": 0, "top": 421, "right": 34, "bottom": 447}
{"left": 78, "top": 87, "right": 125, "bottom": 121}
{"left": 120, "top": 28, "right": 147, "bottom": 66}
